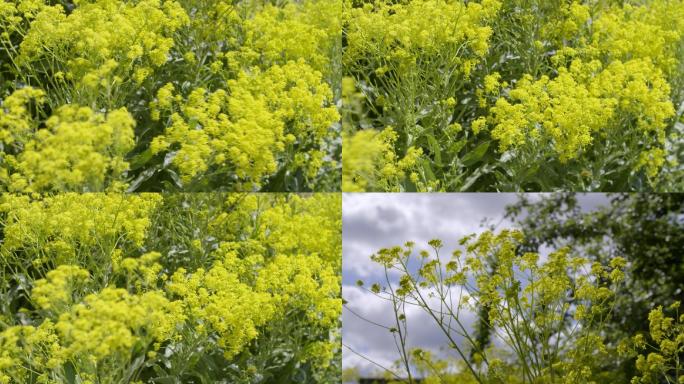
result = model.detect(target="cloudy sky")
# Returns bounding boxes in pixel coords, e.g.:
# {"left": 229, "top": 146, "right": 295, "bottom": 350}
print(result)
{"left": 341, "top": 193, "right": 610, "bottom": 379}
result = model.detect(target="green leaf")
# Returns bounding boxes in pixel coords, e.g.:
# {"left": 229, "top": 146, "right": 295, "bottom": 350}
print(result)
{"left": 421, "top": 159, "right": 436, "bottom": 182}
{"left": 426, "top": 134, "right": 442, "bottom": 166}
{"left": 64, "top": 362, "right": 76, "bottom": 384}
{"left": 461, "top": 141, "right": 490, "bottom": 167}
{"left": 127, "top": 148, "right": 155, "bottom": 170}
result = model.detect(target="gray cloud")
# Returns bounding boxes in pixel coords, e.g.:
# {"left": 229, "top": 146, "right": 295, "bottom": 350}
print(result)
{"left": 342, "top": 193, "right": 521, "bottom": 284}
{"left": 343, "top": 285, "right": 475, "bottom": 378}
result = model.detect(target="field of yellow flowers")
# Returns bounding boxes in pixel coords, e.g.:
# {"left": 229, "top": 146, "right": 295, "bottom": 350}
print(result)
{"left": 2, "top": 0, "right": 684, "bottom": 383}
{"left": 342, "top": 0, "right": 684, "bottom": 191}
{"left": 0, "top": 193, "right": 341, "bottom": 383}
{"left": 0, "top": 0, "right": 342, "bottom": 192}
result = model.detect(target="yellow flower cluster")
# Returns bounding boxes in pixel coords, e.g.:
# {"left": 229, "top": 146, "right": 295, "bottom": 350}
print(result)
{"left": 534, "top": 1, "right": 590, "bottom": 45}
{"left": 0, "top": 320, "right": 62, "bottom": 384}
{"left": 0, "top": 193, "right": 161, "bottom": 269}
{"left": 257, "top": 253, "right": 340, "bottom": 326}
{"left": 489, "top": 58, "right": 674, "bottom": 177}
{"left": 150, "top": 84, "right": 281, "bottom": 185}
{"left": 7, "top": 0, "right": 188, "bottom": 103}
{"left": 32, "top": 265, "right": 90, "bottom": 312}
{"left": 0, "top": 87, "right": 44, "bottom": 145}
{"left": 345, "top": 0, "right": 501, "bottom": 66}
{"left": 489, "top": 62, "right": 612, "bottom": 159}
{"left": 231, "top": 0, "right": 341, "bottom": 76}
{"left": 0, "top": 89, "right": 136, "bottom": 192}
{"left": 371, "top": 230, "right": 629, "bottom": 383}
{"left": 630, "top": 302, "right": 684, "bottom": 384}
{"left": 167, "top": 262, "right": 274, "bottom": 359}
{"left": 342, "top": 130, "right": 388, "bottom": 192}
{"left": 258, "top": 194, "right": 342, "bottom": 265}
{"left": 205, "top": 193, "right": 342, "bottom": 367}
{"left": 342, "top": 128, "right": 431, "bottom": 192}
{"left": 151, "top": 60, "right": 339, "bottom": 188}
{"left": 1, "top": 285, "right": 182, "bottom": 384}
{"left": 0, "top": 193, "right": 340, "bottom": 382}
{"left": 588, "top": 0, "right": 684, "bottom": 78}
{"left": 116, "top": 251, "right": 164, "bottom": 289}
{"left": 54, "top": 287, "right": 182, "bottom": 361}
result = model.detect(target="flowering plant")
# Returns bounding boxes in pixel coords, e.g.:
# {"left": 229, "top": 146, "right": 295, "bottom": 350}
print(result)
{"left": 354, "top": 229, "right": 682, "bottom": 383}
{"left": 342, "top": 0, "right": 684, "bottom": 191}
{"left": 0, "top": 193, "right": 341, "bottom": 383}
{"left": 0, "top": 0, "right": 341, "bottom": 192}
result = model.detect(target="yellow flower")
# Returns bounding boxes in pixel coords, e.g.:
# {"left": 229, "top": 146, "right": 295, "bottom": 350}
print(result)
{"left": 32, "top": 265, "right": 90, "bottom": 311}
{"left": 472, "top": 117, "right": 487, "bottom": 135}
{"left": 489, "top": 58, "right": 673, "bottom": 176}
{"left": 0, "top": 193, "right": 161, "bottom": 269}
{"left": 1, "top": 95, "right": 136, "bottom": 192}
{"left": 483, "top": 72, "right": 501, "bottom": 94}
{"left": 55, "top": 288, "right": 182, "bottom": 361}
{"left": 343, "top": 128, "right": 432, "bottom": 192}
{"left": 15, "top": 0, "right": 188, "bottom": 105}
{"left": 152, "top": 60, "right": 338, "bottom": 188}
{"left": 230, "top": 0, "right": 341, "bottom": 76}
